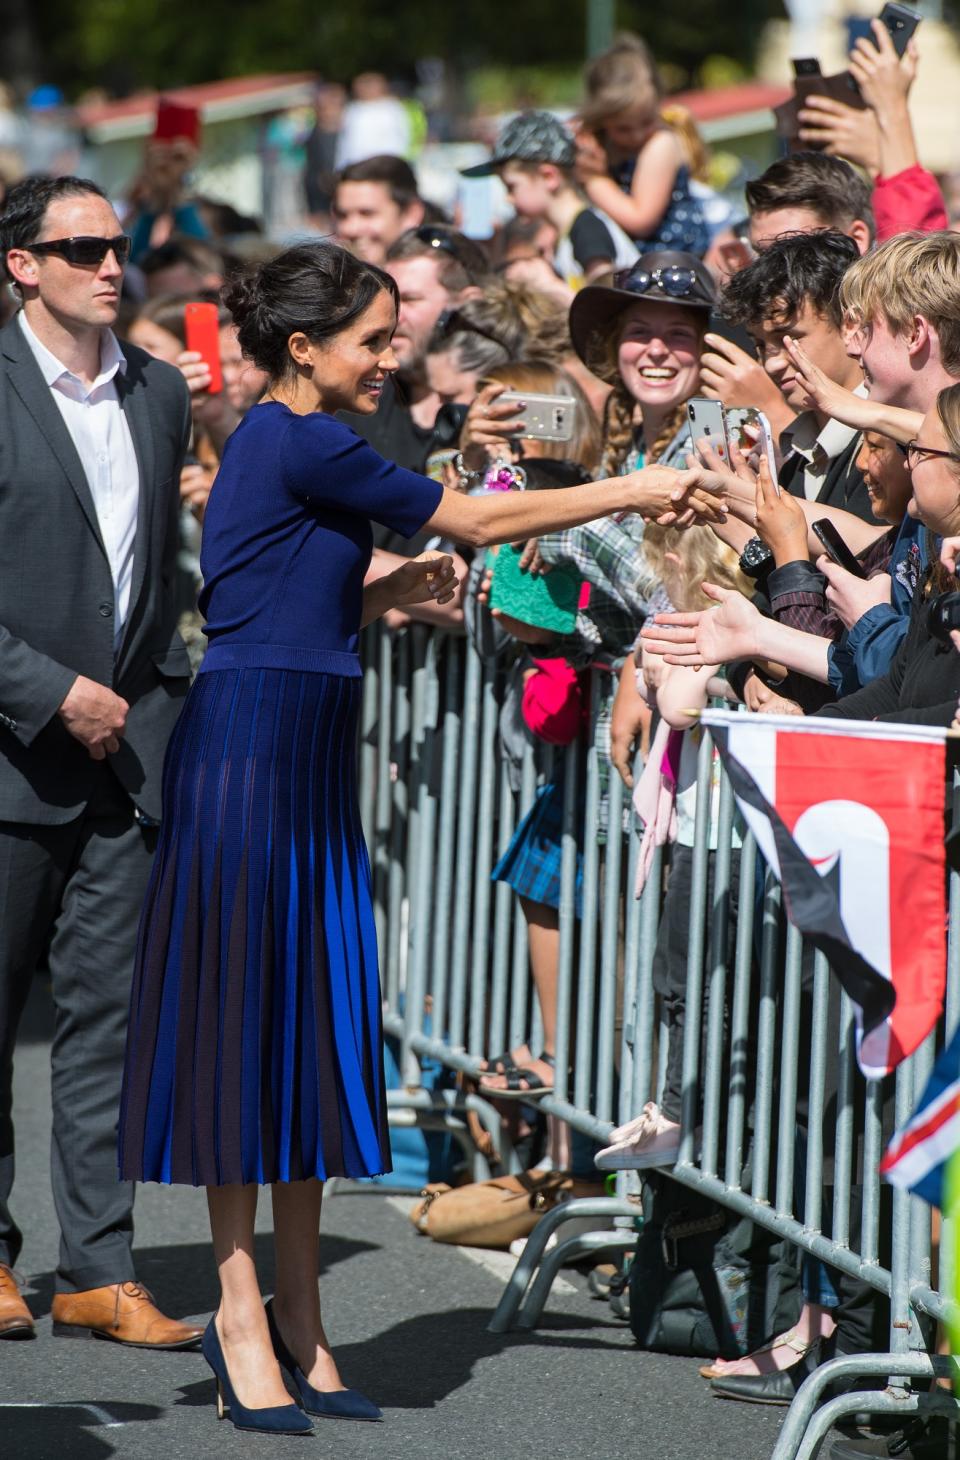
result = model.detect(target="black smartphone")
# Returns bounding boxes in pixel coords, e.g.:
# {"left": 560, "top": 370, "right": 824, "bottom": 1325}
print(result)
{"left": 812, "top": 518, "right": 868, "bottom": 579}
{"left": 792, "top": 57, "right": 822, "bottom": 77}
{"left": 793, "top": 56, "right": 825, "bottom": 108}
{"left": 878, "top": 2, "right": 921, "bottom": 57}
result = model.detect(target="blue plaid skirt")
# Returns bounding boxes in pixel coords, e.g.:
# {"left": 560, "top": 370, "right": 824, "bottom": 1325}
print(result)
{"left": 492, "top": 778, "right": 584, "bottom": 917}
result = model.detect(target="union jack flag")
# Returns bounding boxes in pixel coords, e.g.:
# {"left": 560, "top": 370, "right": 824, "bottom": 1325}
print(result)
{"left": 881, "top": 1026, "right": 960, "bottom": 1208}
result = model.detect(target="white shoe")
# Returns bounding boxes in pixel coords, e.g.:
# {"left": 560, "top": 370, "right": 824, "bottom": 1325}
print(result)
{"left": 595, "top": 1103, "right": 682, "bottom": 1171}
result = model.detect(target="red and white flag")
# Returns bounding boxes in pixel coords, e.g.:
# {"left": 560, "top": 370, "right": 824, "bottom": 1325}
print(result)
{"left": 701, "top": 710, "right": 947, "bottom": 1078}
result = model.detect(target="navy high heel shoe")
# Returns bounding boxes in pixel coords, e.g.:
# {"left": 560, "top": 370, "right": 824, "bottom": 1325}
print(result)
{"left": 265, "top": 1299, "right": 382, "bottom": 1422}
{"left": 201, "top": 1317, "right": 314, "bottom": 1435}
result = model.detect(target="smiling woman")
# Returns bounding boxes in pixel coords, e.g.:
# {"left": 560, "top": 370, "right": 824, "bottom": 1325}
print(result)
{"left": 114, "top": 237, "right": 725, "bottom": 1435}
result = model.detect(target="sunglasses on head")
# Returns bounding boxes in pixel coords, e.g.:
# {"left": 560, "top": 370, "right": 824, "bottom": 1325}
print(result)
{"left": 412, "top": 225, "right": 470, "bottom": 261}
{"left": 26, "top": 235, "right": 132, "bottom": 266}
{"left": 614, "top": 263, "right": 710, "bottom": 303}
{"left": 435, "top": 307, "right": 506, "bottom": 352}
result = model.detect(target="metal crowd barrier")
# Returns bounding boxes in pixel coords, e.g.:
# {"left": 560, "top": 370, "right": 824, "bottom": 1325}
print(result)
{"left": 360, "top": 623, "right": 960, "bottom": 1460}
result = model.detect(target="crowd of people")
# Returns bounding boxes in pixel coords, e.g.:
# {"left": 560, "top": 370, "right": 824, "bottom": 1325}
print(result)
{"left": 0, "top": 20, "right": 958, "bottom": 1460}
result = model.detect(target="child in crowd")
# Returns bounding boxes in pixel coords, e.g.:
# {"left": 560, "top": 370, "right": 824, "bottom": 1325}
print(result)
{"left": 575, "top": 34, "right": 710, "bottom": 258}
{"left": 461, "top": 110, "right": 638, "bottom": 289}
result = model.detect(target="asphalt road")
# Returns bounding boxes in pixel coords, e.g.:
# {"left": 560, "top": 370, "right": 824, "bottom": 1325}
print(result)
{"left": 3, "top": 980, "right": 799, "bottom": 1460}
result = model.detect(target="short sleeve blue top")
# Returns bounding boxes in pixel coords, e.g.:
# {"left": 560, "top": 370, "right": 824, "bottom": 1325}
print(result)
{"left": 197, "top": 402, "right": 443, "bottom": 677}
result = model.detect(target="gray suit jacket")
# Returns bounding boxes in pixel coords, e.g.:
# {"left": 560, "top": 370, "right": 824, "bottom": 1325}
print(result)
{"left": 0, "top": 315, "right": 193, "bottom": 824}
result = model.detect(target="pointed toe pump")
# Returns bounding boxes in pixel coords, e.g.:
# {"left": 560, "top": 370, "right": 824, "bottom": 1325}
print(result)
{"left": 265, "top": 1299, "right": 382, "bottom": 1422}
{"left": 201, "top": 1318, "right": 314, "bottom": 1435}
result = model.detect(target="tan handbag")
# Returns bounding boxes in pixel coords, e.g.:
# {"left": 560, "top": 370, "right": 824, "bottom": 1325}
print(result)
{"left": 409, "top": 1169, "right": 602, "bottom": 1249}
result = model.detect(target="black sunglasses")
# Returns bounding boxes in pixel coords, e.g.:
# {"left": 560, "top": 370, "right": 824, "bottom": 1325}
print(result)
{"left": 26, "top": 234, "right": 132, "bottom": 266}
{"left": 614, "top": 263, "right": 712, "bottom": 304}
{"left": 435, "top": 307, "right": 506, "bottom": 352}
{"left": 412, "top": 226, "right": 471, "bottom": 261}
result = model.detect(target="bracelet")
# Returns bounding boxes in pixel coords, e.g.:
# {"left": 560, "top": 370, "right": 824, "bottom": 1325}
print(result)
{"left": 453, "top": 452, "right": 484, "bottom": 489}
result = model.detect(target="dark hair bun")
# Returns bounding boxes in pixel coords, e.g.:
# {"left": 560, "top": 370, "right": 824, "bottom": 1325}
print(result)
{"left": 221, "top": 241, "right": 399, "bottom": 380}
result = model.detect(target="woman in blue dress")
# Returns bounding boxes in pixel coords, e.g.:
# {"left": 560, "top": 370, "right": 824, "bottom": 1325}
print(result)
{"left": 118, "top": 240, "right": 724, "bottom": 1434}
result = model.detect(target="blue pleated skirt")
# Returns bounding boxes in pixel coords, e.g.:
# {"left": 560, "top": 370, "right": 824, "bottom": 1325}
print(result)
{"left": 118, "top": 667, "right": 391, "bottom": 1186}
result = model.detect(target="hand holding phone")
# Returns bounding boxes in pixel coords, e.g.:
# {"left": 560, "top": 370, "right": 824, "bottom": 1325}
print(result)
{"left": 184, "top": 302, "right": 222, "bottom": 394}
{"left": 812, "top": 518, "right": 867, "bottom": 578}
{"left": 687, "top": 397, "right": 729, "bottom": 465}
{"left": 496, "top": 391, "right": 576, "bottom": 443}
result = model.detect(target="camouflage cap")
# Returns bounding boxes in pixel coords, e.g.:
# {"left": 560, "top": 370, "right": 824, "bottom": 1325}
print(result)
{"left": 460, "top": 110, "right": 577, "bottom": 178}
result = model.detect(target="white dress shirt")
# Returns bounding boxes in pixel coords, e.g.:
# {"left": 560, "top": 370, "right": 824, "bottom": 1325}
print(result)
{"left": 779, "top": 383, "right": 869, "bottom": 501}
{"left": 18, "top": 311, "right": 140, "bottom": 648}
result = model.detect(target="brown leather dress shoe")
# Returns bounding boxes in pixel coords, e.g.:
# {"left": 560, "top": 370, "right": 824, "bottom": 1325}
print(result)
{"left": 0, "top": 1264, "right": 34, "bottom": 1339}
{"left": 51, "top": 1282, "right": 204, "bottom": 1349}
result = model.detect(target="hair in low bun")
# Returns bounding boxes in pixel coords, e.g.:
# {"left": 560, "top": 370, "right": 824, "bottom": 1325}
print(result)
{"left": 221, "top": 240, "right": 400, "bottom": 382}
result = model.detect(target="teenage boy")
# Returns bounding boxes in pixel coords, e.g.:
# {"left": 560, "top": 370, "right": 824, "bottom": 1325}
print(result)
{"left": 462, "top": 110, "right": 637, "bottom": 287}
{"left": 700, "top": 152, "right": 876, "bottom": 439}
{"left": 745, "top": 151, "right": 875, "bottom": 256}
{"left": 331, "top": 154, "right": 426, "bottom": 267}
{"left": 721, "top": 230, "right": 873, "bottom": 518}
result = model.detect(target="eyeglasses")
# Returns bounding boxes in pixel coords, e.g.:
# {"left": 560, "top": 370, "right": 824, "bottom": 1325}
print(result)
{"left": 900, "top": 439, "right": 960, "bottom": 469}
{"left": 614, "top": 263, "right": 712, "bottom": 304}
{"left": 25, "top": 235, "right": 132, "bottom": 266}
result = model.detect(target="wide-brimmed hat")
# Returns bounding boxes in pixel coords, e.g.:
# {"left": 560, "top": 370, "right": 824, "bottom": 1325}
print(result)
{"left": 569, "top": 251, "right": 717, "bottom": 371}
{"left": 461, "top": 110, "right": 576, "bottom": 178}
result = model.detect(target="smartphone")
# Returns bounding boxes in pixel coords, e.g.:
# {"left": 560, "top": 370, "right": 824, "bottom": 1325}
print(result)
{"left": 812, "top": 518, "right": 867, "bottom": 578}
{"left": 497, "top": 391, "right": 575, "bottom": 443}
{"left": 724, "top": 406, "right": 779, "bottom": 489}
{"left": 792, "top": 57, "right": 825, "bottom": 108}
{"left": 686, "top": 397, "right": 729, "bottom": 463}
{"left": 877, "top": 2, "right": 921, "bottom": 56}
{"left": 184, "top": 301, "right": 223, "bottom": 394}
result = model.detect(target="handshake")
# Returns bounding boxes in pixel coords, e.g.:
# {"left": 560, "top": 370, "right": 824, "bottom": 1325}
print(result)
{"left": 619, "top": 462, "right": 729, "bottom": 529}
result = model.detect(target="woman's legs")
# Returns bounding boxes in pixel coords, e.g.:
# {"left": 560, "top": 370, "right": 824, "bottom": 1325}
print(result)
{"left": 207, "top": 1184, "right": 295, "bottom": 1410}
{"left": 270, "top": 1179, "right": 345, "bottom": 1392}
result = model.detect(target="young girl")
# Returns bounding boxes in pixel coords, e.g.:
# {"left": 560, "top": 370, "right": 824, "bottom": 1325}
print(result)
{"left": 575, "top": 35, "right": 710, "bottom": 258}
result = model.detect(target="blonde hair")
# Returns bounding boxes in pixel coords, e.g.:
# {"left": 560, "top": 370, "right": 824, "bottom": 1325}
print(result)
{"left": 641, "top": 525, "right": 753, "bottom": 612}
{"left": 659, "top": 103, "right": 710, "bottom": 184}
{"left": 482, "top": 358, "right": 602, "bottom": 472}
{"left": 580, "top": 34, "right": 662, "bottom": 138}
{"left": 840, "top": 232, "right": 960, "bottom": 374}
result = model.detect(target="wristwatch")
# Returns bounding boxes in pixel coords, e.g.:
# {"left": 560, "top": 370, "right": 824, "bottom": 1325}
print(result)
{"left": 738, "top": 536, "right": 774, "bottom": 577}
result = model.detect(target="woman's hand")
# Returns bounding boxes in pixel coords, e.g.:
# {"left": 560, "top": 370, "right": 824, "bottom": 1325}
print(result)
{"left": 755, "top": 455, "right": 807, "bottom": 565}
{"left": 849, "top": 20, "right": 918, "bottom": 113}
{"left": 640, "top": 583, "right": 763, "bottom": 666}
{"left": 389, "top": 551, "right": 458, "bottom": 608}
{"left": 818, "top": 555, "right": 891, "bottom": 630}
{"left": 458, "top": 382, "right": 525, "bottom": 473}
{"left": 940, "top": 537, "right": 960, "bottom": 575}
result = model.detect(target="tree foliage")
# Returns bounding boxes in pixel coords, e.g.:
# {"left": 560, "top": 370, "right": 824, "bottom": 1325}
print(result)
{"left": 14, "top": 0, "right": 786, "bottom": 97}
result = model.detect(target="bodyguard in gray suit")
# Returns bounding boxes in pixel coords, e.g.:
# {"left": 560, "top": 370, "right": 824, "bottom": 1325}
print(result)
{"left": 0, "top": 176, "right": 203, "bottom": 1347}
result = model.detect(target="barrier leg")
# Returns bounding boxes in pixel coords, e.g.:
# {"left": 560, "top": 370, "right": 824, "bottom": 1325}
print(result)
{"left": 487, "top": 1196, "right": 638, "bottom": 1334}
{"left": 516, "top": 1231, "right": 636, "bottom": 1330}
{"left": 770, "top": 1352, "right": 938, "bottom": 1460}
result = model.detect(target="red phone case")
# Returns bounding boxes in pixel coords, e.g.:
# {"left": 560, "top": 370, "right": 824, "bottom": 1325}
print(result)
{"left": 184, "top": 302, "right": 223, "bottom": 394}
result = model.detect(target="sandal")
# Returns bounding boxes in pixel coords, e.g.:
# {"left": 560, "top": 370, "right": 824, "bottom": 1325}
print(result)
{"left": 477, "top": 1052, "right": 555, "bottom": 1103}
{"left": 477, "top": 1049, "right": 521, "bottom": 1078}
{"left": 698, "top": 1330, "right": 816, "bottom": 1380}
